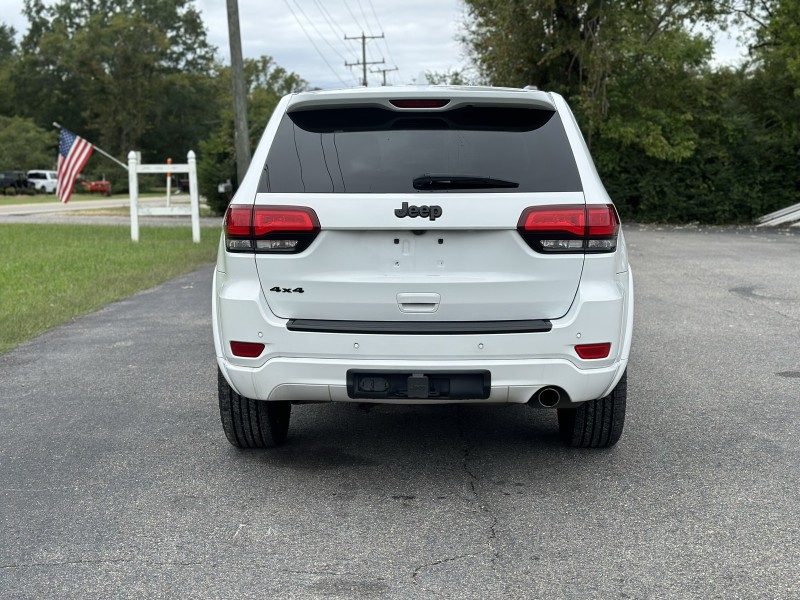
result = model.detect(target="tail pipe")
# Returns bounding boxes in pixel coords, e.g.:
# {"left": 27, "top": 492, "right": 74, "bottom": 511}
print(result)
{"left": 536, "top": 387, "right": 562, "bottom": 408}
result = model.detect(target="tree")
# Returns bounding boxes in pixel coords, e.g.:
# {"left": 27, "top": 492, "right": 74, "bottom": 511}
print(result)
{"left": 424, "top": 69, "right": 469, "bottom": 85}
{"left": 458, "top": 1, "right": 800, "bottom": 223}
{"left": 198, "top": 56, "right": 307, "bottom": 214}
{"left": 11, "top": 0, "right": 219, "bottom": 162}
{"left": 0, "top": 116, "right": 56, "bottom": 170}
{"left": 0, "top": 23, "right": 15, "bottom": 63}
{"left": 0, "top": 24, "right": 17, "bottom": 117}
{"left": 462, "top": 1, "right": 718, "bottom": 157}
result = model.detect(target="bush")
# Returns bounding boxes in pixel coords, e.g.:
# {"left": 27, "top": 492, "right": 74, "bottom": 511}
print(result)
{"left": 198, "top": 132, "right": 235, "bottom": 216}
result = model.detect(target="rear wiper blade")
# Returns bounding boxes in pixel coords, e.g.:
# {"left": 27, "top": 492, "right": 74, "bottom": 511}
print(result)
{"left": 412, "top": 174, "right": 520, "bottom": 190}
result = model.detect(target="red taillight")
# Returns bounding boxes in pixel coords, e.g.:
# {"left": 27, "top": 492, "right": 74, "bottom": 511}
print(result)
{"left": 587, "top": 205, "right": 619, "bottom": 237}
{"left": 517, "top": 204, "right": 619, "bottom": 253}
{"left": 225, "top": 205, "right": 252, "bottom": 237}
{"left": 575, "top": 343, "right": 611, "bottom": 360}
{"left": 518, "top": 205, "right": 585, "bottom": 237}
{"left": 253, "top": 207, "right": 317, "bottom": 236}
{"left": 230, "top": 341, "right": 265, "bottom": 358}
{"left": 224, "top": 205, "right": 320, "bottom": 254}
{"left": 390, "top": 99, "right": 450, "bottom": 109}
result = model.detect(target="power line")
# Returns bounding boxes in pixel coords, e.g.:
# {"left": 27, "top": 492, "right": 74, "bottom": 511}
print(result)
{"left": 312, "top": 0, "right": 346, "bottom": 38}
{"left": 344, "top": 31, "right": 384, "bottom": 87}
{"left": 366, "top": 0, "right": 400, "bottom": 82}
{"left": 292, "top": 0, "right": 348, "bottom": 63}
{"left": 342, "top": 0, "right": 366, "bottom": 32}
{"left": 356, "top": 0, "right": 373, "bottom": 36}
{"left": 309, "top": 0, "right": 358, "bottom": 85}
{"left": 283, "top": 0, "right": 350, "bottom": 87}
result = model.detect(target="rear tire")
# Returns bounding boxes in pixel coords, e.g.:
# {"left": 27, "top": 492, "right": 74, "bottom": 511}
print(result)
{"left": 558, "top": 371, "right": 626, "bottom": 448}
{"left": 218, "top": 368, "right": 290, "bottom": 448}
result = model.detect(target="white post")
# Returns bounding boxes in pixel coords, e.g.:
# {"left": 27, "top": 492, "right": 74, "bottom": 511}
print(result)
{"left": 128, "top": 151, "right": 139, "bottom": 242}
{"left": 187, "top": 150, "right": 200, "bottom": 243}
{"left": 166, "top": 158, "right": 172, "bottom": 208}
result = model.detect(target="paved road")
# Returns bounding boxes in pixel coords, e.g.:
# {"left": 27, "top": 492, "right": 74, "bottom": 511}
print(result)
{"left": 0, "top": 196, "right": 175, "bottom": 216}
{"left": 0, "top": 196, "right": 221, "bottom": 228}
{"left": 1, "top": 226, "right": 798, "bottom": 599}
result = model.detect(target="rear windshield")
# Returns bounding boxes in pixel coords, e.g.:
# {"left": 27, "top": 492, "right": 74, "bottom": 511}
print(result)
{"left": 260, "top": 105, "right": 582, "bottom": 194}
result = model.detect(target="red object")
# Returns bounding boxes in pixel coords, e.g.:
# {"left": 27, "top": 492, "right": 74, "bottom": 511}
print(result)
{"left": 57, "top": 128, "right": 94, "bottom": 204}
{"left": 225, "top": 205, "right": 319, "bottom": 238}
{"left": 575, "top": 343, "right": 612, "bottom": 360}
{"left": 225, "top": 205, "right": 252, "bottom": 237}
{"left": 518, "top": 205, "right": 586, "bottom": 236}
{"left": 252, "top": 206, "right": 319, "bottom": 236}
{"left": 517, "top": 204, "right": 620, "bottom": 253}
{"left": 586, "top": 205, "right": 620, "bottom": 237}
{"left": 230, "top": 341, "right": 265, "bottom": 358}
{"left": 80, "top": 180, "right": 111, "bottom": 196}
{"left": 390, "top": 99, "right": 450, "bottom": 109}
{"left": 225, "top": 205, "right": 320, "bottom": 253}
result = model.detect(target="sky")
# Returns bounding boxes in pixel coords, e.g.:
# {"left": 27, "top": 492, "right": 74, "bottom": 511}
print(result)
{"left": 2, "top": 0, "right": 748, "bottom": 90}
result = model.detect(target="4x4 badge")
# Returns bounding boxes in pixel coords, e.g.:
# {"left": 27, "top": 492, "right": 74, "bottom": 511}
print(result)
{"left": 394, "top": 202, "right": 442, "bottom": 221}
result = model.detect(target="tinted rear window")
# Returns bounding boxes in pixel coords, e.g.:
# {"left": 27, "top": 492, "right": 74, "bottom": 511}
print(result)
{"left": 261, "top": 106, "right": 582, "bottom": 194}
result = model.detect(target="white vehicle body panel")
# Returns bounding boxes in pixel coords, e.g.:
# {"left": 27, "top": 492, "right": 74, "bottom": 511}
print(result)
{"left": 253, "top": 191, "right": 585, "bottom": 321}
{"left": 27, "top": 170, "right": 57, "bottom": 193}
{"left": 214, "top": 248, "right": 629, "bottom": 404}
{"left": 214, "top": 86, "right": 632, "bottom": 407}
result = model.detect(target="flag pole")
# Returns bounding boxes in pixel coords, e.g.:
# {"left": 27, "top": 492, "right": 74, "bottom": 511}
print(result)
{"left": 52, "top": 122, "right": 128, "bottom": 170}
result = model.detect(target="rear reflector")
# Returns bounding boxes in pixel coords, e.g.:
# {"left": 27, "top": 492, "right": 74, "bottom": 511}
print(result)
{"left": 225, "top": 205, "right": 320, "bottom": 254}
{"left": 230, "top": 341, "right": 265, "bottom": 358}
{"left": 575, "top": 343, "right": 611, "bottom": 359}
{"left": 517, "top": 204, "right": 619, "bottom": 254}
{"left": 390, "top": 99, "right": 450, "bottom": 109}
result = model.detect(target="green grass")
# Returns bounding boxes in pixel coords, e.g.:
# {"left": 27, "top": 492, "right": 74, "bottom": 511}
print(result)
{"left": 0, "top": 224, "right": 220, "bottom": 353}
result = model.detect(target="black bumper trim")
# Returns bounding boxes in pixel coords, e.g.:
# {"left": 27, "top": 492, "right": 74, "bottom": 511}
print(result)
{"left": 286, "top": 319, "right": 552, "bottom": 335}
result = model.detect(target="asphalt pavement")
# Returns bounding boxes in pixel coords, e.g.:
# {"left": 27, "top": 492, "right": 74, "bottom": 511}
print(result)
{"left": 0, "top": 196, "right": 221, "bottom": 228}
{"left": 0, "top": 225, "right": 798, "bottom": 599}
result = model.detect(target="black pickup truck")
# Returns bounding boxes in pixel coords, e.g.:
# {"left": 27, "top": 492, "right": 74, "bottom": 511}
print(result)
{"left": 0, "top": 171, "right": 34, "bottom": 190}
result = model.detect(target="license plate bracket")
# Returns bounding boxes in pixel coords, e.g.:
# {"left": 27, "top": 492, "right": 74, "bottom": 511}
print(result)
{"left": 406, "top": 375, "right": 429, "bottom": 398}
{"left": 346, "top": 370, "right": 490, "bottom": 400}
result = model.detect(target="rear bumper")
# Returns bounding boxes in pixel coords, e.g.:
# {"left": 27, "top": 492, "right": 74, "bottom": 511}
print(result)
{"left": 213, "top": 258, "right": 633, "bottom": 405}
{"left": 219, "top": 355, "right": 621, "bottom": 405}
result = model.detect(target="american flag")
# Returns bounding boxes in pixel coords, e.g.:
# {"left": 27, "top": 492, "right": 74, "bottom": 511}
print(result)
{"left": 57, "top": 128, "right": 94, "bottom": 203}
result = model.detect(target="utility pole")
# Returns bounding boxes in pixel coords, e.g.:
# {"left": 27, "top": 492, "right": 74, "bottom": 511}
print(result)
{"left": 370, "top": 66, "right": 399, "bottom": 86}
{"left": 344, "top": 32, "right": 384, "bottom": 87}
{"left": 226, "top": 0, "right": 251, "bottom": 185}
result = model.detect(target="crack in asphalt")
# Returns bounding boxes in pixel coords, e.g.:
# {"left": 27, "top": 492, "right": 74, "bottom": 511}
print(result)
{"left": 411, "top": 553, "right": 477, "bottom": 583}
{"left": 281, "top": 569, "right": 357, "bottom": 577}
{"left": 411, "top": 409, "right": 501, "bottom": 590}
{"left": 456, "top": 407, "right": 500, "bottom": 568}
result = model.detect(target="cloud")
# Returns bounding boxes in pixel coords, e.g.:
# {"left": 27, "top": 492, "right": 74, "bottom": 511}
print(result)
{"left": 195, "top": 0, "right": 467, "bottom": 88}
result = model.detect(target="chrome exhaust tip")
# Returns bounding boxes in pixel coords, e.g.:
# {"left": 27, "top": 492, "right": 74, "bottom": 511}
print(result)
{"left": 536, "top": 387, "right": 561, "bottom": 408}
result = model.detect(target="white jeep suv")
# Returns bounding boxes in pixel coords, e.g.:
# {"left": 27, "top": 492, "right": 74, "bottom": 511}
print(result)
{"left": 213, "top": 86, "right": 633, "bottom": 449}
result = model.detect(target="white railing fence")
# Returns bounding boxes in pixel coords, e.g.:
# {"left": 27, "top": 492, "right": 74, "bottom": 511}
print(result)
{"left": 127, "top": 151, "right": 201, "bottom": 243}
